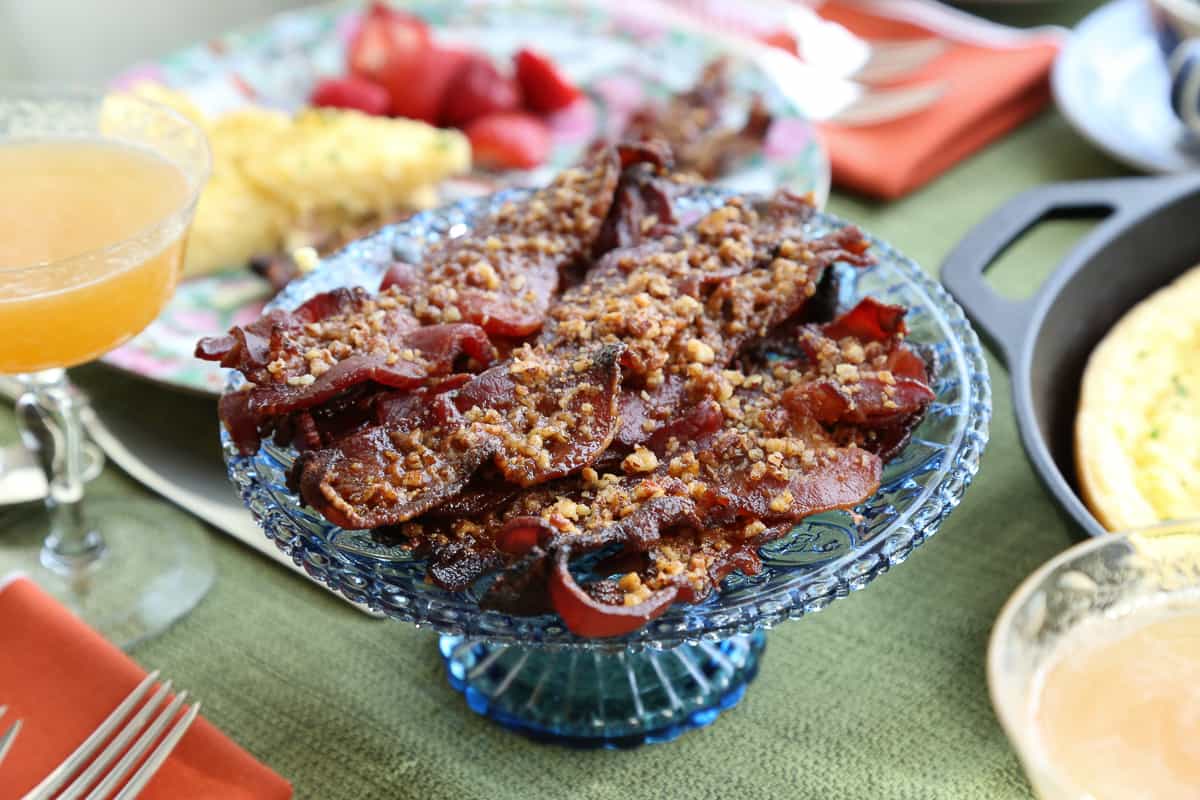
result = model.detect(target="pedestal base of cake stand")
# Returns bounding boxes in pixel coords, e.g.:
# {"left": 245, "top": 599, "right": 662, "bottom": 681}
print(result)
{"left": 438, "top": 629, "right": 766, "bottom": 748}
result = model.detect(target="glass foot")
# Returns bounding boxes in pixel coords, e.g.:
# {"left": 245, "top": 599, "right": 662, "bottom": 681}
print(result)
{"left": 0, "top": 496, "right": 213, "bottom": 648}
{"left": 439, "top": 630, "right": 765, "bottom": 747}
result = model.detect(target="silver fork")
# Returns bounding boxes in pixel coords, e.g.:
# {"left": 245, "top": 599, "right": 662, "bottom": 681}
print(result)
{"left": 625, "top": 0, "right": 945, "bottom": 126}
{"left": 22, "top": 671, "right": 201, "bottom": 800}
{"left": 0, "top": 705, "right": 22, "bottom": 767}
{"left": 851, "top": 39, "right": 949, "bottom": 85}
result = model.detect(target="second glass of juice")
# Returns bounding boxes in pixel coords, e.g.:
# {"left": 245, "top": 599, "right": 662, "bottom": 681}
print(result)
{"left": 989, "top": 520, "right": 1200, "bottom": 800}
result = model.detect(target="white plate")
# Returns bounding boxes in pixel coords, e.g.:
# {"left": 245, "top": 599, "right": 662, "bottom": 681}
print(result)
{"left": 1053, "top": 0, "right": 1200, "bottom": 173}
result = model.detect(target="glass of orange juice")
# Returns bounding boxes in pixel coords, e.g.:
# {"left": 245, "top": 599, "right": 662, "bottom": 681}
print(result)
{"left": 989, "top": 520, "right": 1200, "bottom": 799}
{"left": 0, "top": 85, "right": 211, "bottom": 645}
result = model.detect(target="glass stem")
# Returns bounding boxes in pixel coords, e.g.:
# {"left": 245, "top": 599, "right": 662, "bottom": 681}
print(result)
{"left": 15, "top": 369, "right": 105, "bottom": 574}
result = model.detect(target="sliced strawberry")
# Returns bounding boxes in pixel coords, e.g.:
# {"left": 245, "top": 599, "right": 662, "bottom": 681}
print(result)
{"left": 385, "top": 45, "right": 472, "bottom": 123}
{"left": 310, "top": 75, "right": 391, "bottom": 115}
{"left": 440, "top": 55, "right": 521, "bottom": 127}
{"left": 348, "top": 2, "right": 432, "bottom": 91}
{"left": 513, "top": 48, "right": 581, "bottom": 113}
{"left": 465, "top": 111, "right": 551, "bottom": 170}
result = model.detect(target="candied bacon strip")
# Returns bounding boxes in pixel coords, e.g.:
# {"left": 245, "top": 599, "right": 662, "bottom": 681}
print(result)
{"left": 199, "top": 283, "right": 496, "bottom": 454}
{"left": 293, "top": 343, "right": 624, "bottom": 529}
{"left": 694, "top": 431, "right": 882, "bottom": 525}
{"left": 413, "top": 145, "right": 628, "bottom": 337}
{"left": 781, "top": 299, "right": 936, "bottom": 431}
{"left": 822, "top": 297, "right": 907, "bottom": 343}
{"left": 592, "top": 147, "right": 682, "bottom": 255}
{"left": 548, "top": 547, "right": 677, "bottom": 638}
{"left": 614, "top": 374, "right": 687, "bottom": 449}
{"left": 215, "top": 316, "right": 494, "bottom": 455}
{"left": 197, "top": 287, "right": 418, "bottom": 380}
{"left": 624, "top": 58, "right": 773, "bottom": 180}
{"left": 248, "top": 323, "right": 493, "bottom": 415}
{"left": 605, "top": 522, "right": 784, "bottom": 610}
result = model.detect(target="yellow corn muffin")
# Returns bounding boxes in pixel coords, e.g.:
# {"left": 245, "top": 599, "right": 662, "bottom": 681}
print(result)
{"left": 1076, "top": 265, "right": 1200, "bottom": 530}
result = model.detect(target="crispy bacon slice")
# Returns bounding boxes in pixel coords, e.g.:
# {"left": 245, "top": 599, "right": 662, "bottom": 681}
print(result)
{"left": 592, "top": 147, "right": 682, "bottom": 255}
{"left": 614, "top": 374, "right": 687, "bottom": 449}
{"left": 782, "top": 299, "right": 936, "bottom": 432}
{"left": 624, "top": 58, "right": 774, "bottom": 180}
{"left": 413, "top": 146, "right": 628, "bottom": 337}
{"left": 548, "top": 547, "right": 678, "bottom": 638}
{"left": 211, "top": 293, "right": 493, "bottom": 454}
{"left": 822, "top": 297, "right": 908, "bottom": 343}
{"left": 293, "top": 343, "right": 624, "bottom": 528}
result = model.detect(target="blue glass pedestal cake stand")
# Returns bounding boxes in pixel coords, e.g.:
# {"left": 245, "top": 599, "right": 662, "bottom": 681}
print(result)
{"left": 223, "top": 189, "right": 991, "bottom": 748}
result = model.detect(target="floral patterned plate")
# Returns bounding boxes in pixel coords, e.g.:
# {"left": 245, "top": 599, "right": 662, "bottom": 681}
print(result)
{"left": 103, "top": 0, "right": 831, "bottom": 396}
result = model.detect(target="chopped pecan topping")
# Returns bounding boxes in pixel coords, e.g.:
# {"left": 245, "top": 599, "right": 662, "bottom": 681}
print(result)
{"left": 203, "top": 144, "right": 935, "bottom": 637}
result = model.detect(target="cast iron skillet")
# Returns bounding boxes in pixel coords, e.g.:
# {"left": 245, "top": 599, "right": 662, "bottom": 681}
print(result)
{"left": 941, "top": 173, "right": 1200, "bottom": 537}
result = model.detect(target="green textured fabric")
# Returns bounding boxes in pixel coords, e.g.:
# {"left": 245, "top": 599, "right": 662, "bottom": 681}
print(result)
{"left": 1, "top": 1, "right": 1140, "bottom": 795}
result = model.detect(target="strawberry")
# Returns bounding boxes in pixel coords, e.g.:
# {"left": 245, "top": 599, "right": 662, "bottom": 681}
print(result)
{"left": 310, "top": 76, "right": 391, "bottom": 115}
{"left": 514, "top": 48, "right": 581, "bottom": 113}
{"left": 347, "top": 3, "right": 431, "bottom": 85}
{"left": 465, "top": 111, "right": 552, "bottom": 170}
{"left": 386, "top": 45, "right": 471, "bottom": 123}
{"left": 440, "top": 55, "right": 521, "bottom": 127}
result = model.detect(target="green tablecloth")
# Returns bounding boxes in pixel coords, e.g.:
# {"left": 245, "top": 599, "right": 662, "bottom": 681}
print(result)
{"left": 4, "top": 2, "right": 1140, "bottom": 795}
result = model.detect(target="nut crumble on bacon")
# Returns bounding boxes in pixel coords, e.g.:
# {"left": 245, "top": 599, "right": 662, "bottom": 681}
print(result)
{"left": 199, "top": 144, "right": 935, "bottom": 638}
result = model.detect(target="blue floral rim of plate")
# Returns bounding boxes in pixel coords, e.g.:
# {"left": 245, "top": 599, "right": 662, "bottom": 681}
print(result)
{"left": 223, "top": 187, "right": 992, "bottom": 651}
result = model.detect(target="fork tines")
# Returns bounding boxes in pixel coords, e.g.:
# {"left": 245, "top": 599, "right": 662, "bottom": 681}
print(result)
{"left": 22, "top": 671, "right": 202, "bottom": 800}
{"left": 0, "top": 705, "right": 22, "bottom": 767}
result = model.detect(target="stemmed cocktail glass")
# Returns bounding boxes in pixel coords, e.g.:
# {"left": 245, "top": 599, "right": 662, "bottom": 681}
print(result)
{"left": 0, "top": 86, "right": 212, "bottom": 646}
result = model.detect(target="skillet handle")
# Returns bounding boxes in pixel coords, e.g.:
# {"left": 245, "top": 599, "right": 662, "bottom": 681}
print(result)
{"left": 940, "top": 177, "right": 1184, "bottom": 367}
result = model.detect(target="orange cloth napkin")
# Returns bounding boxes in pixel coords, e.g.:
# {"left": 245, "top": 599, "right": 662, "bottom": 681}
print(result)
{"left": 812, "top": 0, "right": 1061, "bottom": 199}
{"left": 0, "top": 576, "right": 292, "bottom": 800}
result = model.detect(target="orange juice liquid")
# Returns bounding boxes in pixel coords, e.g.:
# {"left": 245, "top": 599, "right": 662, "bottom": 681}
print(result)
{"left": 1033, "top": 607, "right": 1200, "bottom": 799}
{"left": 0, "top": 139, "right": 191, "bottom": 373}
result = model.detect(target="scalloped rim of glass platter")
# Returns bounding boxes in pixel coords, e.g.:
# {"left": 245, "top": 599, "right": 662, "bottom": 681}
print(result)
{"left": 222, "top": 187, "right": 992, "bottom": 651}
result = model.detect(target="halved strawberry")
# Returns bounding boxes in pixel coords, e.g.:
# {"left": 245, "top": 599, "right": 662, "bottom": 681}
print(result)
{"left": 514, "top": 48, "right": 581, "bottom": 113}
{"left": 465, "top": 111, "right": 551, "bottom": 170}
{"left": 440, "top": 55, "right": 520, "bottom": 128}
{"left": 310, "top": 75, "right": 391, "bottom": 115}
{"left": 347, "top": 2, "right": 430, "bottom": 83}
{"left": 386, "top": 45, "right": 472, "bottom": 123}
